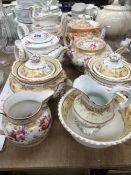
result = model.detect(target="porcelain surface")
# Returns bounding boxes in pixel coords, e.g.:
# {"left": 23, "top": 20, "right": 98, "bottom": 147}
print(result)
{"left": 10, "top": 56, "right": 68, "bottom": 98}
{"left": 15, "top": 24, "right": 67, "bottom": 62}
{"left": 86, "top": 54, "right": 131, "bottom": 85}
{"left": 74, "top": 37, "right": 106, "bottom": 53}
{"left": 70, "top": 41, "right": 110, "bottom": 71}
{"left": 12, "top": 56, "right": 62, "bottom": 83}
{"left": 73, "top": 75, "right": 131, "bottom": 134}
{"left": 29, "top": 3, "right": 64, "bottom": 37}
{"left": 85, "top": 4, "right": 99, "bottom": 20}
{"left": 72, "top": 3, "right": 86, "bottom": 14}
{"left": 65, "top": 18, "right": 102, "bottom": 42}
{"left": 96, "top": 0, "right": 131, "bottom": 37}
{"left": 58, "top": 88, "right": 131, "bottom": 148}
{"left": 2, "top": 90, "right": 54, "bottom": 146}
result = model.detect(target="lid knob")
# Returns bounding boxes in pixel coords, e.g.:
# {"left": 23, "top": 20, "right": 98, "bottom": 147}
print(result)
{"left": 30, "top": 54, "right": 41, "bottom": 63}
{"left": 109, "top": 53, "right": 121, "bottom": 63}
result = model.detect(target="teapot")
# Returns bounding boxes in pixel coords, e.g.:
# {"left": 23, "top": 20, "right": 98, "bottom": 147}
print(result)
{"left": 1, "top": 90, "right": 54, "bottom": 146}
{"left": 70, "top": 36, "right": 106, "bottom": 72}
{"left": 28, "top": 3, "right": 64, "bottom": 37}
{"left": 15, "top": 23, "right": 68, "bottom": 63}
{"left": 73, "top": 75, "right": 131, "bottom": 137}
{"left": 64, "top": 15, "right": 107, "bottom": 47}
{"left": 96, "top": 0, "right": 131, "bottom": 38}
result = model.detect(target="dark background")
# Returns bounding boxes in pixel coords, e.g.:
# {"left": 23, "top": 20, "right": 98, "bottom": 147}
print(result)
{"left": 60, "top": 0, "right": 108, "bottom": 6}
{"left": 2, "top": 0, "right": 109, "bottom": 6}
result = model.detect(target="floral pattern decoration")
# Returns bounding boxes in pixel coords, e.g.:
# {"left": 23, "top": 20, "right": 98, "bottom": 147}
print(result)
{"left": 8, "top": 126, "right": 27, "bottom": 142}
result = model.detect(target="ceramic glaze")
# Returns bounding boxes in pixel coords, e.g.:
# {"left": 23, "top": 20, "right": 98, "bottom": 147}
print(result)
{"left": 58, "top": 88, "right": 131, "bottom": 148}
{"left": 8, "top": 100, "right": 40, "bottom": 119}
{"left": 2, "top": 90, "right": 54, "bottom": 146}
{"left": 86, "top": 52, "right": 131, "bottom": 87}
{"left": 15, "top": 23, "right": 67, "bottom": 62}
{"left": 96, "top": 0, "right": 131, "bottom": 37}
{"left": 10, "top": 56, "right": 68, "bottom": 98}
{"left": 73, "top": 75, "right": 131, "bottom": 135}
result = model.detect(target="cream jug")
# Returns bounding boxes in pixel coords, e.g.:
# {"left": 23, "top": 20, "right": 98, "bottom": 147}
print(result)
{"left": 73, "top": 75, "right": 131, "bottom": 136}
{"left": 1, "top": 90, "right": 54, "bottom": 146}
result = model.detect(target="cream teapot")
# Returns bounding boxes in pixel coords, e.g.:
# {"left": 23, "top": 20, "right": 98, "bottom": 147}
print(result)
{"left": 73, "top": 75, "right": 131, "bottom": 139}
{"left": 1, "top": 90, "right": 54, "bottom": 146}
{"left": 96, "top": 0, "right": 131, "bottom": 38}
{"left": 15, "top": 23, "right": 68, "bottom": 62}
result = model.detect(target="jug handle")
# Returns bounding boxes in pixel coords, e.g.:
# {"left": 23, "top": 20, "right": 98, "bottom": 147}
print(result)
{"left": 17, "top": 23, "right": 30, "bottom": 39}
{"left": 110, "top": 86, "right": 131, "bottom": 112}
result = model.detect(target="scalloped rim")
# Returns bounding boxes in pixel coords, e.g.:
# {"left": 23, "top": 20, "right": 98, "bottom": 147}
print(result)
{"left": 12, "top": 57, "right": 63, "bottom": 84}
{"left": 58, "top": 88, "right": 131, "bottom": 147}
{"left": 88, "top": 58, "right": 131, "bottom": 83}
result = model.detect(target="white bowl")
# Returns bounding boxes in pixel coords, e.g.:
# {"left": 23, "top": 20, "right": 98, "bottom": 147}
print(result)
{"left": 58, "top": 88, "right": 131, "bottom": 148}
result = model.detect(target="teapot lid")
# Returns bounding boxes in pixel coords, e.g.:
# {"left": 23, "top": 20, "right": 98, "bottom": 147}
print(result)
{"left": 92, "top": 53, "right": 131, "bottom": 81}
{"left": 104, "top": 0, "right": 131, "bottom": 11}
{"left": 22, "top": 31, "right": 59, "bottom": 49}
{"left": 23, "top": 31, "right": 53, "bottom": 44}
{"left": 68, "top": 17, "right": 99, "bottom": 31}
{"left": 17, "top": 55, "right": 62, "bottom": 82}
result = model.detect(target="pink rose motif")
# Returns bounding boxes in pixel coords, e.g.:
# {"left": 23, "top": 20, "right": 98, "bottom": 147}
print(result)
{"left": 39, "top": 114, "right": 51, "bottom": 130}
{"left": 9, "top": 127, "right": 26, "bottom": 142}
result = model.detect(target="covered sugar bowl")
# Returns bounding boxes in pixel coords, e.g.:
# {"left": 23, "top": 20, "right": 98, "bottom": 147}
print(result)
{"left": 9, "top": 55, "right": 68, "bottom": 98}
{"left": 86, "top": 52, "right": 131, "bottom": 88}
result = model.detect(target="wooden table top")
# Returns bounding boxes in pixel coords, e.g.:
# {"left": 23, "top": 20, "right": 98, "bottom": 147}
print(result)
{"left": 0, "top": 50, "right": 131, "bottom": 171}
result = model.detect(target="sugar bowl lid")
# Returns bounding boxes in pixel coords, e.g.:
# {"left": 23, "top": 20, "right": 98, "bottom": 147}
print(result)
{"left": 17, "top": 55, "right": 62, "bottom": 82}
{"left": 92, "top": 53, "right": 131, "bottom": 81}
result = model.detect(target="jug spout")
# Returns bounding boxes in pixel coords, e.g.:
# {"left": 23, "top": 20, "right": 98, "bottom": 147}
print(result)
{"left": 34, "top": 89, "right": 55, "bottom": 103}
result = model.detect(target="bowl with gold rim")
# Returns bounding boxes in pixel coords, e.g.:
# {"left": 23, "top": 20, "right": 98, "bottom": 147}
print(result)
{"left": 58, "top": 88, "right": 131, "bottom": 148}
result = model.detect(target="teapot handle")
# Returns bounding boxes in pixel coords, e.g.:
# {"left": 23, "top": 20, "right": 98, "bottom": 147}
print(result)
{"left": 14, "top": 40, "right": 26, "bottom": 61}
{"left": 115, "top": 47, "right": 130, "bottom": 54}
{"left": 17, "top": 23, "right": 30, "bottom": 39}
{"left": 62, "top": 14, "right": 72, "bottom": 47}
{"left": 29, "top": 4, "right": 41, "bottom": 23}
{"left": 89, "top": 6, "right": 99, "bottom": 17}
{"left": 110, "top": 86, "right": 131, "bottom": 112}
